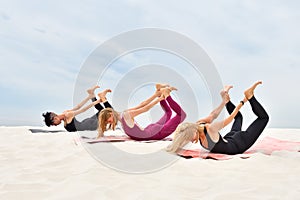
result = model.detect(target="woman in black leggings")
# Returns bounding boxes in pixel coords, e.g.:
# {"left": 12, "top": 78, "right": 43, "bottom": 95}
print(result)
{"left": 167, "top": 81, "right": 269, "bottom": 155}
{"left": 42, "top": 86, "right": 113, "bottom": 132}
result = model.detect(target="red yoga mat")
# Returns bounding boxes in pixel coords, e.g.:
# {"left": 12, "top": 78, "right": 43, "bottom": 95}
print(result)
{"left": 177, "top": 136, "right": 300, "bottom": 160}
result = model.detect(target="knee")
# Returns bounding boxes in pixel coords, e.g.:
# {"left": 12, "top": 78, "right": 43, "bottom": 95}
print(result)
{"left": 166, "top": 109, "right": 172, "bottom": 116}
{"left": 234, "top": 112, "right": 243, "bottom": 120}
{"left": 180, "top": 110, "right": 187, "bottom": 121}
{"left": 264, "top": 113, "right": 270, "bottom": 123}
{"left": 261, "top": 113, "right": 269, "bottom": 125}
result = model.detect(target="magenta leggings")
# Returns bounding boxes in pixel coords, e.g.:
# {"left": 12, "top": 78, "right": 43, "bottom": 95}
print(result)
{"left": 121, "top": 96, "right": 186, "bottom": 140}
{"left": 143, "top": 96, "right": 186, "bottom": 140}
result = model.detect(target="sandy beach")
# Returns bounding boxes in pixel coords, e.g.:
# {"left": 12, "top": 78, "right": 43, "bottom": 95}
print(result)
{"left": 1, "top": 126, "right": 300, "bottom": 200}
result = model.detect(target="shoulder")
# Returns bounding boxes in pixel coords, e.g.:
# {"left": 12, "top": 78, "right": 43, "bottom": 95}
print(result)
{"left": 121, "top": 110, "right": 132, "bottom": 119}
{"left": 206, "top": 123, "right": 221, "bottom": 142}
{"left": 63, "top": 111, "right": 75, "bottom": 120}
{"left": 121, "top": 110, "right": 134, "bottom": 127}
{"left": 205, "top": 123, "right": 213, "bottom": 132}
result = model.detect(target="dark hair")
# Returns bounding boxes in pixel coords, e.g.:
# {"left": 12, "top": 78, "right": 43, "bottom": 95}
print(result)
{"left": 42, "top": 112, "right": 54, "bottom": 127}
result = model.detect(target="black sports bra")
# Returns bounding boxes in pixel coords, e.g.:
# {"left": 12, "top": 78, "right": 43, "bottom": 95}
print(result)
{"left": 65, "top": 118, "right": 77, "bottom": 132}
{"left": 198, "top": 123, "right": 218, "bottom": 150}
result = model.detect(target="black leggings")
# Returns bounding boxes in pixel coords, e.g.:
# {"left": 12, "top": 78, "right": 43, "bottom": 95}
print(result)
{"left": 224, "top": 96, "right": 269, "bottom": 152}
{"left": 92, "top": 97, "right": 113, "bottom": 116}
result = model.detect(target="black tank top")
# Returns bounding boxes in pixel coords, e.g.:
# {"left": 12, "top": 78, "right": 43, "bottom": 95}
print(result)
{"left": 65, "top": 118, "right": 78, "bottom": 132}
{"left": 199, "top": 123, "right": 241, "bottom": 154}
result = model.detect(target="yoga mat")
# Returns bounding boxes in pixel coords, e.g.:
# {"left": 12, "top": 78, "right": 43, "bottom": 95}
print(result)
{"left": 177, "top": 136, "right": 300, "bottom": 160}
{"left": 29, "top": 128, "right": 66, "bottom": 133}
{"left": 78, "top": 135, "right": 172, "bottom": 144}
{"left": 80, "top": 135, "right": 131, "bottom": 144}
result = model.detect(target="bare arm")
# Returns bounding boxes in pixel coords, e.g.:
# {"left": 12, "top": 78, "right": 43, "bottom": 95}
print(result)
{"left": 128, "top": 96, "right": 163, "bottom": 118}
{"left": 97, "top": 129, "right": 104, "bottom": 139}
{"left": 127, "top": 91, "right": 160, "bottom": 111}
{"left": 197, "top": 94, "right": 229, "bottom": 124}
{"left": 70, "top": 95, "right": 94, "bottom": 111}
{"left": 72, "top": 99, "right": 101, "bottom": 116}
{"left": 208, "top": 101, "right": 243, "bottom": 133}
{"left": 197, "top": 102, "right": 226, "bottom": 124}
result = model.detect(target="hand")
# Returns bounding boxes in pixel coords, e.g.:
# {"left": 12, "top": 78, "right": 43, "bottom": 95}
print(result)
{"left": 158, "top": 95, "right": 165, "bottom": 101}
{"left": 155, "top": 89, "right": 162, "bottom": 97}
{"left": 221, "top": 92, "right": 230, "bottom": 103}
{"left": 97, "top": 131, "right": 104, "bottom": 139}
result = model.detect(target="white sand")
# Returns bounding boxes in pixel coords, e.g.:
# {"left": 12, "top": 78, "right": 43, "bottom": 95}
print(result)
{"left": 1, "top": 127, "right": 300, "bottom": 200}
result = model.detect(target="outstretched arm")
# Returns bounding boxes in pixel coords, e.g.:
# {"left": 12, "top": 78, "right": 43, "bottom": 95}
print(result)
{"left": 70, "top": 95, "right": 94, "bottom": 111}
{"left": 127, "top": 90, "right": 161, "bottom": 111}
{"left": 197, "top": 92, "right": 229, "bottom": 124}
{"left": 72, "top": 99, "right": 102, "bottom": 116}
{"left": 196, "top": 101, "right": 226, "bottom": 124}
{"left": 128, "top": 96, "right": 163, "bottom": 118}
{"left": 70, "top": 85, "right": 99, "bottom": 111}
{"left": 207, "top": 101, "right": 244, "bottom": 133}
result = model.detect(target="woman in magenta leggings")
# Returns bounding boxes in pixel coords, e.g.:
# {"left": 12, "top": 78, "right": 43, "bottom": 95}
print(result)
{"left": 97, "top": 84, "right": 186, "bottom": 140}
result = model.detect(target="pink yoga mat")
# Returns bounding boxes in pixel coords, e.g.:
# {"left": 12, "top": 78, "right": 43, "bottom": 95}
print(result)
{"left": 82, "top": 135, "right": 131, "bottom": 143}
{"left": 77, "top": 135, "right": 172, "bottom": 144}
{"left": 177, "top": 136, "right": 300, "bottom": 160}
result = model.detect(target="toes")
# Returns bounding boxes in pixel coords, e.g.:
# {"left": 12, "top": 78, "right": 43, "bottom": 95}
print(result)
{"left": 156, "top": 83, "right": 170, "bottom": 91}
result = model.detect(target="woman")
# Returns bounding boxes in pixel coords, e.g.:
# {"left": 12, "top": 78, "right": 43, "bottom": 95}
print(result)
{"left": 42, "top": 86, "right": 113, "bottom": 132}
{"left": 97, "top": 84, "right": 186, "bottom": 140}
{"left": 167, "top": 81, "right": 269, "bottom": 155}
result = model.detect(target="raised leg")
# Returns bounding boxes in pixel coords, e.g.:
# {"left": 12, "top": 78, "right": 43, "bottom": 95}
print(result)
{"left": 92, "top": 89, "right": 112, "bottom": 111}
{"left": 145, "top": 96, "right": 186, "bottom": 140}
{"left": 142, "top": 99, "right": 172, "bottom": 138}
{"left": 233, "top": 81, "right": 268, "bottom": 151}
{"left": 226, "top": 101, "right": 243, "bottom": 132}
{"left": 240, "top": 96, "right": 269, "bottom": 150}
{"left": 92, "top": 97, "right": 104, "bottom": 111}
{"left": 153, "top": 99, "right": 172, "bottom": 125}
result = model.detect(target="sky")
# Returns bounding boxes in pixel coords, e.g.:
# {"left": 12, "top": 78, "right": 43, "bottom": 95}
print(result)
{"left": 0, "top": 0, "right": 299, "bottom": 128}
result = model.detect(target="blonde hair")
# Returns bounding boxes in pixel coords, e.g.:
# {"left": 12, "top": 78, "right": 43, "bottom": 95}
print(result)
{"left": 98, "top": 108, "right": 119, "bottom": 137}
{"left": 166, "top": 122, "right": 202, "bottom": 153}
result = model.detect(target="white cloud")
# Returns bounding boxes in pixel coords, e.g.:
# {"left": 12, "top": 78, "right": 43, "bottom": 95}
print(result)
{"left": 0, "top": 0, "right": 299, "bottom": 127}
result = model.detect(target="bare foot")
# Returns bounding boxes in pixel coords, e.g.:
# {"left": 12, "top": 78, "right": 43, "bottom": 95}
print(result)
{"left": 220, "top": 85, "right": 233, "bottom": 98}
{"left": 87, "top": 85, "right": 100, "bottom": 97}
{"left": 244, "top": 81, "right": 262, "bottom": 100}
{"left": 160, "top": 86, "right": 177, "bottom": 99}
{"left": 98, "top": 89, "right": 112, "bottom": 102}
{"left": 161, "top": 88, "right": 171, "bottom": 99}
{"left": 224, "top": 85, "right": 233, "bottom": 93}
{"left": 168, "top": 86, "right": 178, "bottom": 91}
{"left": 166, "top": 86, "right": 177, "bottom": 92}
{"left": 156, "top": 83, "right": 170, "bottom": 91}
